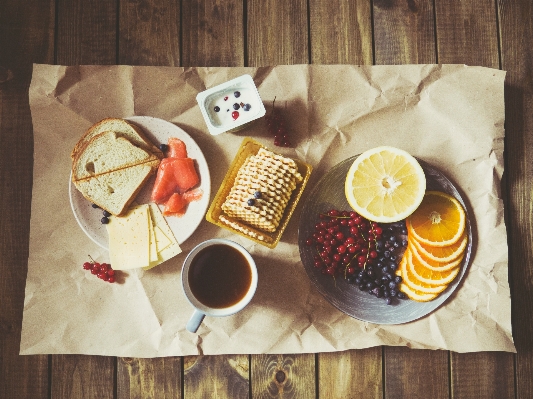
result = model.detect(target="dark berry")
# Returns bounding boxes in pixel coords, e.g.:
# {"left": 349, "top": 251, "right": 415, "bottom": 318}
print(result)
{"left": 254, "top": 191, "right": 262, "bottom": 199}
{"left": 243, "top": 103, "right": 251, "bottom": 111}
{"left": 159, "top": 143, "right": 169, "bottom": 152}
{"left": 91, "top": 203, "right": 100, "bottom": 209}
{"left": 101, "top": 216, "right": 109, "bottom": 224}
{"left": 247, "top": 198, "right": 255, "bottom": 206}
{"left": 214, "top": 106, "right": 220, "bottom": 112}
{"left": 233, "top": 103, "right": 240, "bottom": 110}
{"left": 102, "top": 210, "right": 111, "bottom": 217}
{"left": 234, "top": 91, "right": 241, "bottom": 98}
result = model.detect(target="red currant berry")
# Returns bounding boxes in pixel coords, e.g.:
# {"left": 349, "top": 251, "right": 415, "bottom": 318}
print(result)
{"left": 83, "top": 262, "right": 92, "bottom": 270}
{"left": 108, "top": 276, "right": 116, "bottom": 283}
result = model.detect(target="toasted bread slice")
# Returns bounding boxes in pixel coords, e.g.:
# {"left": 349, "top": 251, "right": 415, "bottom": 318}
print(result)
{"left": 71, "top": 118, "right": 163, "bottom": 160}
{"left": 72, "top": 131, "right": 160, "bottom": 182}
{"left": 73, "top": 164, "right": 155, "bottom": 216}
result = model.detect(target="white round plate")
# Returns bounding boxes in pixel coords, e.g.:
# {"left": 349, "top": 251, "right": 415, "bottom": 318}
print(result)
{"left": 69, "top": 116, "right": 211, "bottom": 249}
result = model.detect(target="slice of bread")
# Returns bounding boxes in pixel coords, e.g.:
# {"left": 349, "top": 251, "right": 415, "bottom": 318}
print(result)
{"left": 71, "top": 118, "right": 163, "bottom": 160}
{"left": 72, "top": 131, "right": 160, "bottom": 182}
{"left": 74, "top": 164, "right": 155, "bottom": 216}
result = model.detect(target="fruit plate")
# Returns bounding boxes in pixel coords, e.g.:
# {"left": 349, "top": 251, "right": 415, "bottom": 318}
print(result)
{"left": 69, "top": 116, "right": 211, "bottom": 249}
{"left": 297, "top": 156, "right": 473, "bottom": 325}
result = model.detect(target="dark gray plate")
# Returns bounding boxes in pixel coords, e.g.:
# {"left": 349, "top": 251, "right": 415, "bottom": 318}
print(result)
{"left": 298, "top": 156, "right": 473, "bottom": 325}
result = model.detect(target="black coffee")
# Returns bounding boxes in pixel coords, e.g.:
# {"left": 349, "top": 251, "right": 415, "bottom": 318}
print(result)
{"left": 188, "top": 244, "right": 252, "bottom": 309}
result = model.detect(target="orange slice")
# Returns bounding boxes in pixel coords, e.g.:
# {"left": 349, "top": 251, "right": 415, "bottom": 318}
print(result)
{"left": 406, "top": 191, "right": 466, "bottom": 247}
{"left": 411, "top": 233, "right": 468, "bottom": 263}
{"left": 405, "top": 247, "right": 460, "bottom": 286}
{"left": 398, "top": 256, "right": 448, "bottom": 295}
{"left": 408, "top": 240, "right": 464, "bottom": 272}
{"left": 344, "top": 146, "right": 426, "bottom": 223}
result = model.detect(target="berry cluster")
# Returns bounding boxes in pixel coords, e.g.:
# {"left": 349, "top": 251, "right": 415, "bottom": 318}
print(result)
{"left": 265, "top": 98, "right": 292, "bottom": 147}
{"left": 347, "top": 222, "right": 408, "bottom": 304}
{"left": 83, "top": 257, "right": 116, "bottom": 283}
{"left": 305, "top": 210, "right": 408, "bottom": 305}
{"left": 92, "top": 203, "right": 111, "bottom": 224}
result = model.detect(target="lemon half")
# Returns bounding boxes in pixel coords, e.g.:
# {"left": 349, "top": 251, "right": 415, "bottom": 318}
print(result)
{"left": 344, "top": 146, "right": 426, "bottom": 223}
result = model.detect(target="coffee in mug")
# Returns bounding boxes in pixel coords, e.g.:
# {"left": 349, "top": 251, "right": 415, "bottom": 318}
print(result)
{"left": 182, "top": 239, "right": 258, "bottom": 333}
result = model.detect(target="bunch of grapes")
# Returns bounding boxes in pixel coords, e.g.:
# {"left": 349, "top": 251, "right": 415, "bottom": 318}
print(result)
{"left": 306, "top": 209, "right": 408, "bottom": 305}
{"left": 264, "top": 98, "right": 292, "bottom": 147}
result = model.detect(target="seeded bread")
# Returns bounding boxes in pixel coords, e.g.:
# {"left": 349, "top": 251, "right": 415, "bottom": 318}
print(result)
{"left": 71, "top": 118, "right": 163, "bottom": 160}
{"left": 71, "top": 131, "right": 160, "bottom": 182}
{"left": 74, "top": 164, "right": 154, "bottom": 216}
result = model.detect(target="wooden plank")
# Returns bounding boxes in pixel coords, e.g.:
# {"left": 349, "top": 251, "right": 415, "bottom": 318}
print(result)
{"left": 117, "top": 357, "right": 182, "bottom": 399}
{"left": 184, "top": 355, "right": 249, "bottom": 398}
{"left": 251, "top": 354, "right": 315, "bottom": 399}
{"left": 371, "top": 2, "right": 449, "bottom": 397}
{"left": 119, "top": 0, "right": 180, "bottom": 66}
{"left": 434, "top": 1, "right": 516, "bottom": 397}
{"left": 56, "top": 0, "right": 118, "bottom": 65}
{"left": 434, "top": 0, "right": 499, "bottom": 67}
{"left": 384, "top": 347, "right": 449, "bottom": 398}
{"left": 451, "top": 352, "right": 514, "bottom": 398}
{"left": 114, "top": 1, "right": 184, "bottom": 397}
{"left": 373, "top": 0, "right": 436, "bottom": 64}
{"left": 498, "top": 0, "right": 533, "bottom": 398}
{"left": 309, "top": 0, "right": 373, "bottom": 65}
{"left": 181, "top": 0, "right": 244, "bottom": 67}
{"left": 51, "top": 355, "right": 114, "bottom": 399}
{"left": 0, "top": 0, "right": 54, "bottom": 398}
{"left": 52, "top": 1, "right": 118, "bottom": 397}
{"left": 318, "top": 348, "right": 382, "bottom": 398}
{"left": 247, "top": 0, "right": 308, "bottom": 66}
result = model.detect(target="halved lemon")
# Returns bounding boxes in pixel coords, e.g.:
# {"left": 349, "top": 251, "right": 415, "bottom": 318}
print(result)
{"left": 344, "top": 146, "right": 426, "bottom": 223}
{"left": 406, "top": 191, "right": 466, "bottom": 247}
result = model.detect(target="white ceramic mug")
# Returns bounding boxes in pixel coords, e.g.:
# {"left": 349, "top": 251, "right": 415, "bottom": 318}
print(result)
{"left": 181, "top": 238, "right": 258, "bottom": 333}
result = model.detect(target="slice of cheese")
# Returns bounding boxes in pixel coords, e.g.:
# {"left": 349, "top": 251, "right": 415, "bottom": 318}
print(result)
{"left": 107, "top": 204, "right": 151, "bottom": 270}
{"left": 144, "top": 204, "right": 182, "bottom": 270}
{"left": 148, "top": 211, "right": 159, "bottom": 263}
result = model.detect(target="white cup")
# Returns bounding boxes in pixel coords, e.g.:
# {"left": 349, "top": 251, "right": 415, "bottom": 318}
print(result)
{"left": 181, "top": 238, "right": 258, "bottom": 333}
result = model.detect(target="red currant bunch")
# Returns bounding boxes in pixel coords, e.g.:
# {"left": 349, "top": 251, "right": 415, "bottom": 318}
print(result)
{"left": 306, "top": 209, "right": 382, "bottom": 278}
{"left": 265, "top": 97, "right": 292, "bottom": 147}
{"left": 82, "top": 257, "right": 116, "bottom": 283}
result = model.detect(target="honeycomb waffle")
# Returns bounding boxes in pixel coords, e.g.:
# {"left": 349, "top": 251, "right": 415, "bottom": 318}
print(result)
{"left": 221, "top": 148, "right": 303, "bottom": 233}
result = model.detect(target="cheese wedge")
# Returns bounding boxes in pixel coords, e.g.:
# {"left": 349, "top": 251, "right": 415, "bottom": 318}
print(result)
{"left": 107, "top": 204, "right": 151, "bottom": 270}
{"left": 144, "top": 204, "right": 182, "bottom": 270}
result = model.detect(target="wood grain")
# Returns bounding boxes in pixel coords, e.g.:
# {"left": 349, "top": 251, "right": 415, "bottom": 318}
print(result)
{"left": 373, "top": 0, "right": 436, "bottom": 64}
{"left": 450, "top": 352, "right": 515, "bottom": 398}
{"left": 119, "top": 0, "right": 181, "bottom": 66}
{"left": 309, "top": 0, "right": 373, "bottom": 65}
{"left": 184, "top": 355, "right": 249, "bottom": 398}
{"left": 251, "top": 354, "right": 315, "bottom": 399}
{"left": 56, "top": 0, "right": 117, "bottom": 65}
{"left": 181, "top": 0, "right": 244, "bottom": 67}
{"left": 117, "top": 357, "right": 182, "bottom": 398}
{"left": 51, "top": 355, "right": 114, "bottom": 399}
{"left": 384, "top": 347, "right": 449, "bottom": 398}
{"left": 435, "top": 0, "right": 499, "bottom": 67}
{"left": 0, "top": 0, "right": 54, "bottom": 398}
{"left": 318, "top": 348, "right": 383, "bottom": 398}
{"left": 499, "top": 0, "right": 533, "bottom": 398}
{"left": 247, "top": 0, "right": 309, "bottom": 66}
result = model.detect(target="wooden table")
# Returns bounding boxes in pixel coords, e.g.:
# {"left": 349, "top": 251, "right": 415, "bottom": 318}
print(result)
{"left": 0, "top": 0, "right": 531, "bottom": 397}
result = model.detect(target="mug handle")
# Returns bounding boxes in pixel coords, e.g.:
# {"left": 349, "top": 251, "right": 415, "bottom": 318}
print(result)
{"left": 186, "top": 310, "right": 206, "bottom": 333}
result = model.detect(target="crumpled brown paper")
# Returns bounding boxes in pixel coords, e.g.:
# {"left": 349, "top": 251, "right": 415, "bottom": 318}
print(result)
{"left": 20, "top": 64, "right": 514, "bottom": 356}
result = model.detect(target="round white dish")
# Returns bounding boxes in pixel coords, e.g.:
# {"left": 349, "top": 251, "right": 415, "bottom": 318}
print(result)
{"left": 69, "top": 116, "right": 211, "bottom": 249}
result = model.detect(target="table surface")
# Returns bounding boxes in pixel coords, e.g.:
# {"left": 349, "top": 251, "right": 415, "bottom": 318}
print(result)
{"left": 1, "top": 0, "right": 531, "bottom": 398}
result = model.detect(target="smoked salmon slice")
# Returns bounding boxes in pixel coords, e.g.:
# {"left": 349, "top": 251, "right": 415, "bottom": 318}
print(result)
{"left": 150, "top": 138, "right": 200, "bottom": 204}
{"left": 168, "top": 137, "right": 188, "bottom": 158}
{"left": 163, "top": 188, "right": 203, "bottom": 216}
